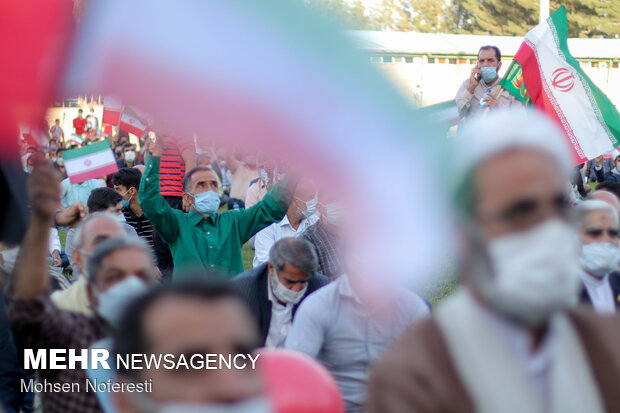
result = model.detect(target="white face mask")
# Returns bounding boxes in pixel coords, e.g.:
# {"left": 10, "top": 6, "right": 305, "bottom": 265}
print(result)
{"left": 131, "top": 393, "right": 272, "bottom": 413}
{"left": 96, "top": 276, "right": 149, "bottom": 327}
{"left": 270, "top": 271, "right": 307, "bottom": 305}
{"left": 479, "top": 219, "right": 580, "bottom": 326}
{"left": 125, "top": 151, "right": 136, "bottom": 162}
{"left": 580, "top": 242, "right": 620, "bottom": 278}
{"left": 324, "top": 203, "right": 342, "bottom": 226}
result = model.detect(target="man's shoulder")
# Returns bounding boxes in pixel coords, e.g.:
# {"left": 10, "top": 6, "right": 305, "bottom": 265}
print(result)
{"left": 306, "top": 273, "right": 329, "bottom": 294}
{"left": 231, "top": 263, "right": 268, "bottom": 286}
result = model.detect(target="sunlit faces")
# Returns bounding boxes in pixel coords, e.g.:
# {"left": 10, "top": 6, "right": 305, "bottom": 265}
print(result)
{"left": 268, "top": 262, "right": 309, "bottom": 292}
{"left": 133, "top": 296, "right": 262, "bottom": 404}
{"left": 580, "top": 209, "right": 620, "bottom": 247}
{"left": 94, "top": 247, "right": 156, "bottom": 293}
{"left": 474, "top": 149, "right": 568, "bottom": 239}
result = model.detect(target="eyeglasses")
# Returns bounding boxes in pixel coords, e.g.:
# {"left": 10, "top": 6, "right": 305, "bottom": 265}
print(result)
{"left": 584, "top": 227, "right": 620, "bottom": 238}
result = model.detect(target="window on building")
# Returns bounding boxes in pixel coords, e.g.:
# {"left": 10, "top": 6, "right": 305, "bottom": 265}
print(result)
{"left": 383, "top": 56, "right": 393, "bottom": 63}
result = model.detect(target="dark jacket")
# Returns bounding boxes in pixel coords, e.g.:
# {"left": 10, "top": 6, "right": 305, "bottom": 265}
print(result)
{"left": 579, "top": 271, "right": 620, "bottom": 309}
{"left": 231, "top": 263, "right": 329, "bottom": 345}
{"left": 594, "top": 165, "right": 620, "bottom": 183}
{"left": 586, "top": 158, "right": 613, "bottom": 182}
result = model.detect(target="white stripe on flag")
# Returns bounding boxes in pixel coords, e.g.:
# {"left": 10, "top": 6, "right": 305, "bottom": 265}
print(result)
{"left": 65, "top": 149, "right": 115, "bottom": 176}
{"left": 525, "top": 22, "right": 614, "bottom": 159}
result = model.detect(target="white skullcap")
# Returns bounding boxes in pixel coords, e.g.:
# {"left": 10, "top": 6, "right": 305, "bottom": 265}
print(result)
{"left": 454, "top": 109, "right": 573, "bottom": 183}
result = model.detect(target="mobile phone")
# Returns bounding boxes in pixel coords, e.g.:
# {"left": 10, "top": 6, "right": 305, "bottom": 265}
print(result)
{"left": 148, "top": 131, "right": 156, "bottom": 142}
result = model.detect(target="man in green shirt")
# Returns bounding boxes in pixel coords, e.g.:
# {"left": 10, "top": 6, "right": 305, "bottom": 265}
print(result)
{"left": 139, "top": 142, "right": 294, "bottom": 280}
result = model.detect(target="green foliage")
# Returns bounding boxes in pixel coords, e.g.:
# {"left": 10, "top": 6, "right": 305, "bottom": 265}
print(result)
{"left": 303, "top": 0, "right": 620, "bottom": 38}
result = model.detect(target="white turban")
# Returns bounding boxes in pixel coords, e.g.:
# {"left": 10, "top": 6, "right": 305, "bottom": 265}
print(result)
{"left": 454, "top": 109, "right": 573, "bottom": 186}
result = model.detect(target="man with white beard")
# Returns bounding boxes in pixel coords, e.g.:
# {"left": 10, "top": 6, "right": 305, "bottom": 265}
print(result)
{"left": 367, "top": 110, "right": 620, "bottom": 413}
{"left": 576, "top": 200, "right": 620, "bottom": 313}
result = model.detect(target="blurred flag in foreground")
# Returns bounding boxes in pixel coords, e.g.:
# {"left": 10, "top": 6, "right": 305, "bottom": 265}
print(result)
{"left": 500, "top": 6, "right": 620, "bottom": 163}
{"left": 61, "top": 0, "right": 451, "bottom": 291}
{"left": 63, "top": 141, "right": 118, "bottom": 184}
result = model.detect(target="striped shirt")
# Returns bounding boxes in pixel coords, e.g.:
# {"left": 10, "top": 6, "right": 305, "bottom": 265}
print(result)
{"left": 159, "top": 135, "right": 195, "bottom": 196}
{"left": 122, "top": 207, "right": 154, "bottom": 250}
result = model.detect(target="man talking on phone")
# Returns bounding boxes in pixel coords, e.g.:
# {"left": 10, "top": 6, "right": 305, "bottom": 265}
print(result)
{"left": 455, "top": 45, "right": 522, "bottom": 118}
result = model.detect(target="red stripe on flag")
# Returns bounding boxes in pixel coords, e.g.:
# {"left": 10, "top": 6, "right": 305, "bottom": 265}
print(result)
{"left": 69, "top": 163, "right": 119, "bottom": 185}
{"left": 515, "top": 41, "right": 585, "bottom": 164}
{"left": 119, "top": 121, "right": 145, "bottom": 137}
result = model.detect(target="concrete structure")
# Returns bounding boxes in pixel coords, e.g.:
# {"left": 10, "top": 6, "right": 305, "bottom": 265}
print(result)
{"left": 347, "top": 31, "right": 620, "bottom": 108}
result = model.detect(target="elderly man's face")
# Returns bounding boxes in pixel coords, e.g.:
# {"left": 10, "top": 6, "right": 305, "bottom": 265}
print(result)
{"left": 94, "top": 247, "right": 155, "bottom": 293}
{"left": 131, "top": 296, "right": 262, "bottom": 405}
{"left": 580, "top": 210, "right": 619, "bottom": 247}
{"left": 268, "top": 262, "right": 310, "bottom": 292}
{"left": 474, "top": 149, "right": 568, "bottom": 239}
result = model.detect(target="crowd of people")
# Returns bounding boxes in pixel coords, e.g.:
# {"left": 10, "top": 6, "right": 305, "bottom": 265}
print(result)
{"left": 1, "top": 45, "right": 620, "bottom": 413}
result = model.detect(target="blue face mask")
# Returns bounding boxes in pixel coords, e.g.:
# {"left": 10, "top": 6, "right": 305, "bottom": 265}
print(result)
{"left": 121, "top": 190, "right": 133, "bottom": 209}
{"left": 192, "top": 190, "right": 220, "bottom": 216}
{"left": 481, "top": 66, "right": 498, "bottom": 83}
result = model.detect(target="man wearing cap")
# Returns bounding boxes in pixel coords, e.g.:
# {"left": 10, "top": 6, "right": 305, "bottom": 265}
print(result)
{"left": 455, "top": 46, "right": 522, "bottom": 118}
{"left": 368, "top": 110, "right": 620, "bottom": 413}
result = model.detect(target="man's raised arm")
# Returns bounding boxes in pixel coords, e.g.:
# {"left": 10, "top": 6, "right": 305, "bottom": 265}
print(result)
{"left": 13, "top": 163, "right": 59, "bottom": 299}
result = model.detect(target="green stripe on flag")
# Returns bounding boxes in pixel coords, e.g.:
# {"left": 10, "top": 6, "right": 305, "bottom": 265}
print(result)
{"left": 549, "top": 6, "right": 620, "bottom": 146}
{"left": 500, "top": 60, "right": 531, "bottom": 105}
{"left": 62, "top": 141, "right": 112, "bottom": 161}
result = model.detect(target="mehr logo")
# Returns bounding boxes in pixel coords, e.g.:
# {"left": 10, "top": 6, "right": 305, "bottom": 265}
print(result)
{"left": 551, "top": 68, "right": 575, "bottom": 92}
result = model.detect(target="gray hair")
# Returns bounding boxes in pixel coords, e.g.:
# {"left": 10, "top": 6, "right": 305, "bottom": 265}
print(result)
{"left": 87, "top": 236, "right": 153, "bottom": 285}
{"left": 575, "top": 200, "right": 619, "bottom": 229}
{"left": 73, "top": 212, "right": 125, "bottom": 250}
{"left": 268, "top": 238, "right": 318, "bottom": 275}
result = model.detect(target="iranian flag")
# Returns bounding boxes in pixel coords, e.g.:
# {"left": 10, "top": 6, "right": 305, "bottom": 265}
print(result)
{"left": 501, "top": 6, "right": 620, "bottom": 163}
{"left": 119, "top": 106, "right": 147, "bottom": 136}
{"left": 68, "top": 133, "right": 83, "bottom": 146}
{"left": 63, "top": 141, "right": 118, "bottom": 184}
{"left": 102, "top": 96, "right": 123, "bottom": 125}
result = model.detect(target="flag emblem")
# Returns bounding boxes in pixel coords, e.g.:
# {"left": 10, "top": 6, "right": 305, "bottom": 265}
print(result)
{"left": 84, "top": 159, "right": 92, "bottom": 167}
{"left": 551, "top": 68, "right": 575, "bottom": 92}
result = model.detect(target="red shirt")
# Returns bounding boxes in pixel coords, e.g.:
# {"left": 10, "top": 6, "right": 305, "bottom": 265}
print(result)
{"left": 73, "top": 116, "right": 87, "bottom": 136}
{"left": 160, "top": 135, "right": 195, "bottom": 197}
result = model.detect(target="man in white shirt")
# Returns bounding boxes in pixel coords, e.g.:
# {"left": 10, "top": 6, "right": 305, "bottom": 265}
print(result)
{"left": 576, "top": 200, "right": 620, "bottom": 313}
{"left": 252, "top": 178, "right": 318, "bottom": 267}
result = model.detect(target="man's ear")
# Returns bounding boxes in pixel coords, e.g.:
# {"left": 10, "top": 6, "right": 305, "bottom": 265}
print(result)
{"left": 497, "top": 61, "right": 502, "bottom": 72}
{"left": 267, "top": 262, "right": 274, "bottom": 276}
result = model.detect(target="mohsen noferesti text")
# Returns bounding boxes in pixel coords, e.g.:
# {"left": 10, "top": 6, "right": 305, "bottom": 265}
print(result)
{"left": 21, "top": 378, "right": 152, "bottom": 393}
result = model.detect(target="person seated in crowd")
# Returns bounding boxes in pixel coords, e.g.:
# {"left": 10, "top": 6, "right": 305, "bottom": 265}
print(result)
{"left": 51, "top": 214, "right": 127, "bottom": 315}
{"left": 595, "top": 180, "right": 620, "bottom": 202}
{"left": 60, "top": 173, "right": 104, "bottom": 208}
{"left": 455, "top": 45, "right": 522, "bottom": 118}
{"left": 65, "top": 188, "right": 137, "bottom": 278}
{"left": 586, "top": 154, "right": 614, "bottom": 182}
{"left": 593, "top": 154, "right": 620, "bottom": 183}
{"left": 233, "top": 238, "right": 328, "bottom": 347}
{"left": 112, "top": 280, "right": 268, "bottom": 412}
{"left": 112, "top": 168, "right": 155, "bottom": 251}
{"left": 367, "top": 110, "right": 620, "bottom": 413}
{"left": 252, "top": 178, "right": 318, "bottom": 267}
{"left": 576, "top": 200, "right": 620, "bottom": 313}
{"left": 286, "top": 265, "right": 429, "bottom": 412}
{"left": 139, "top": 140, "right": 296, "bottom": 279}
{"left": 302, "top": 191, "right": 344, "bottom": 280}
{"left": 7, "top": 163, "right": 158, "bottom": 413}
